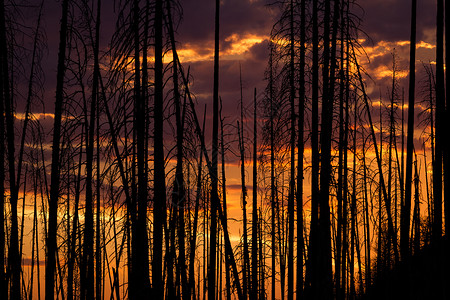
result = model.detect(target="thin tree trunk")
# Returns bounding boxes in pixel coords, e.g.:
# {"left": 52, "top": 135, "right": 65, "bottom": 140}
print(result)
{"left": 238, "top": 65, "right": 249, "bottom": 300}
{"left": 0, "top": 4, "right": 5, "bottom": 296}
{"left": 305, "top": 0, "right": 319, "bottom": 295}
{"left": 296, "top": 1, "right": 305, "bottom": 299}
{"left": 94, "top": 1, "right": 102, "bottom": 298}
{"left": 336, "top": 0, "right": 346, "bottom": 294}
{"left": 209, "top": 0, "right": 220, "bottom": 298}
{"left": 82, "top": 0, "right": 100, "bottom": 296}
{"left": 387, "top": 55, "right": 396, "bottom": 267}
{"left": 362, "top": 127, "right": 371, "bottom": 290}
{"left": 377, "top": 99, "right": 383, "bottom": 275}
{"left": 350, "top": 100, "right": 357, "bottom": 299}
{"left": 46, "top": 0, "right": 69, "bottom": 298}
{"left": 434, "top": 0, "right": 444, "bottom": 242}
{"left": 444, "top": 0, "right": 450, "bottom": 238}
{"left": 402, "top": 0, "right": 416, "bottom": 261}
{"left": 153, "top": 0, "right": 166, "bottom": 297}
{"left": 189, "top": 107, "right": 205, "bottom": 299}
{"left": 219, "top": 100, "right": 231, "bottom": 300}
{"left": 413, "top": 152, "right": 420, "bottom": 254}
{"left": 317, "top": 0, "right": 339, "bottom": 297}
{"left": 269, "top": 43, "right": 276, "bottom": 300}
{"left": 0, "top": 0, "right": 21, "bottom": 297}
{"left": 252, "top": 88, "right": 258, "bottom": 300}
{"left": 287, "top": 1, "right": 296, "bottom": 300}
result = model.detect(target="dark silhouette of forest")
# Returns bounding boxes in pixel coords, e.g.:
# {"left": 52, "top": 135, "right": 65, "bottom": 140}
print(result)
{"left": 0, "top": 0, "right": 449, "bottom": 299}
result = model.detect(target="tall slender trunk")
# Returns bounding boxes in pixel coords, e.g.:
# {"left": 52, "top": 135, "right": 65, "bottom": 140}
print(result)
{"left": 219, "top": 101, "right": 231, "bottom": 300}
{"left": 434, "top": 0, "right": 444, "bottom": 242}
{"left": 386, "top": 57, "right": 396, "bottom": 270}
{"left": 0, "top": 0, "right": 20, "bottom": 297}
{"left": 424, "top": 141, "right": 432, "bottom": 235}
{"left": 169, "top": 0, "right": 189, "bottom": 292}
{"left": 68, "top": 130, "right": 84, "bottom": 300}
{"left": 82, "top": 0, "right": 101, "bottom": 297}
{"left": 209, "top": 0, "right": 220, "bottom": 299}
{"left": 259, "top": 208, "right": 264, "bottom": 300}
{"left": 153, "top": 0, "right": 166, "bottom": 298}
{"left": 296, "top": 1, "right": 305, "bottom": 298}
{"left": 269, "top": 43, "right": 276, "bottom": 300}
{"left": 377, "top": 99, "right": 383, "bottom": 274}
{"left": 190, "top": 113, "right": 204, "bottom": 299}
{"left": 402, "top": 0, "right": 416, "bottom": 261}
{"left": 165, "top": 3, "right": 196, "bottom": 296}
{"left": 336, "top": 2, "right": 345, "bottom": 294}
{"left": 238, "top": 65, "right": 249, "bottom": 300}
{"left": 444, "top": 0, "right": 450, "bottom": 236}
{"left": 341, "top": 17, "right": 350, "bottom": 297}
{"left": 305, "top": 0, "right": 319, "bottom": 294}
{"left": 362, "top": 126, "right": 371, "bottom": 290}
{"left": 413, "top": 152, "right": 420, "bottom": 254}
{"left": 30, "top": 170, "right": 39, "bottom": 300}
{"left": 94, "top": 1, "right": 102, "bottom": 298}
{"left": 46, "top": 0, "right": 69, "bottom": 298}
{"left": 317, "top": 0, "right": 339, "bottom": 297}
{"left": 287, "top": 2, "right": 296, "bottom": 300}
{"left": 0, "top": 3, "right": 5, "bottom": 297}
{"left": 252, "top": 88, "right": 258, "bottom": 300}
{"left": 350, "top": 99, "right": 357, "bottom": 299}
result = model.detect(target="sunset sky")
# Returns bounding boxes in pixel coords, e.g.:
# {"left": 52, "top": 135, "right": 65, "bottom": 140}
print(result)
{"left": 9, "top": 0, "right": 444, "bottom": 299}
{"left": 30, "top": 0, "right": 439, "bottom": 237}
{"left": 36, "top": 0, "right": 438, "bottom": 116}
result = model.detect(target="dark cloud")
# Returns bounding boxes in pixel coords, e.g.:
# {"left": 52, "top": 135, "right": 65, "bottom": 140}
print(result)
{"left": 361, "top": 0, "right": 435, "bottom": 44}
{"left": 178, "top": 0, "right": 275, "bottom": 45}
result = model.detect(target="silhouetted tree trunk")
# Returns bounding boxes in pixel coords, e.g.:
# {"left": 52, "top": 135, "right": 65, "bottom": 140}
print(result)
{"left": 317, "top": 0, "right": 339, "bottom": 297}
{"left": 445, "top": 0, "right": 450, "bottom": 237}
{"left": 238, "top": 65, "right": 249, "bottom": 300}
{"left": 190, "top": 106, "right": 204, "bottom": 298}
{"left": 377, "top": 97, "right": 385, "bottom": 274}
{"left": 219, "top": 100, "right": 231, "bottom": 300}
{"left": 166, "top": 0, "right": 189, "bottom": 297}
{"left": 387, "top": 55, "right": 397, "bottom": 269}
{"left": 287, "top": 1, "right": 296, "bottom": 299}
{"left": 362, "top": 122, "right": 371, "bottom": 291}
{"left": 94, "top": 1, "right": 102, "bottom": 298}
{"left": 305, "top": 0, "right": 319, "bottom": 294}
{"left": 269, "top": 43, "right": 277, "bottom": 300}
{"left": 413, "top": 152, "right": 420, "bottom": 254}
{"left": 0, "top": 2, "right": 6, "bottom": 297}
{"left": 296, "top": 1, "right": 305, "bottom": 299}
{"left": 341, "top": 15, "right": 350, "bottom": 297}
{"left": 336, "top": 1, "right": 346, "bottom": 295}
{"left": 252, "top": 88, "right": 258, "bottom": 299}
{"left": 434, "top": 0, "right": 444, "bottom": 242}
{"left": 209, "top": 0, "right": 220, "bottom": 298}
{"left": 0, "top": 0, "right": 21, "bottom": 297}
{"left": 402, "top": 0, "right": 416, "bottom": 261}
{"left": 82, "top": 0, "right": 101, "bottom": 297}
{"left": 350, "top": 100, "right": 357, "bottom": 299}
{"left": 46, "top": 0, "right": 69, "bottom": 298}
{"left": 153, "top": 0, "right": 166, "bottom": 298}
{"left": 68, "top": 128, "right": 84, "bottom": 300}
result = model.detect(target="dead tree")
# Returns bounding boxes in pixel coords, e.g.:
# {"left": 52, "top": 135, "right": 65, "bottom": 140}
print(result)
{"left": 46, "top": 0, "right": 69, "bottom": 298}
{"left": 208, "top": 0, "right": 221, "bottom": 299}
{"left": 402, "top": 0, "right": 416, "bottom": 261}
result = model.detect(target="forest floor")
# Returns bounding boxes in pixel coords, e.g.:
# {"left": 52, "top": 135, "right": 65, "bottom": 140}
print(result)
{"left": 363, "top": 237, "right": 450, "bottom": 299}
